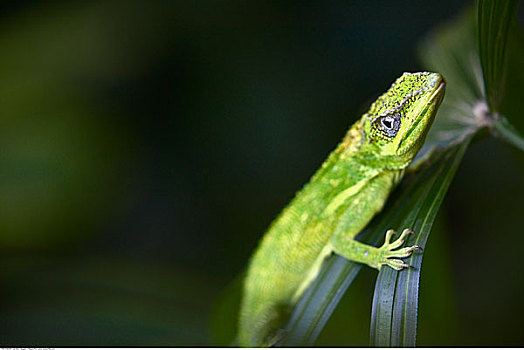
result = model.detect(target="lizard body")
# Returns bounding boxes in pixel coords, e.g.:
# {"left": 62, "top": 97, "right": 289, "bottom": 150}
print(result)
{"left": 238, "top": 72, "right": 445, "bottom": 346}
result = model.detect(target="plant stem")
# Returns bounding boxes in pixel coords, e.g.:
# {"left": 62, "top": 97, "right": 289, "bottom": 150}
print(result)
{"left": 492, "top": 116, "right": 524, "bottom": 152}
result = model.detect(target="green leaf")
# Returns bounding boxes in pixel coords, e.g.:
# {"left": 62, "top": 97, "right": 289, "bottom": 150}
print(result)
{"left": 502, "top": 17, "right": 524, "bottom": 127}
{"left": 478, "top": 0, "right": 520, "bottom": 114}
{"left": 370, "top": 138, "right": 470, "bottom": 347}
{"left": 276, "top": 256, "right": 362, "bottom": 346}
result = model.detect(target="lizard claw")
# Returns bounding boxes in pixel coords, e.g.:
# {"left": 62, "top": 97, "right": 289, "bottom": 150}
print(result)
{"left": 377, "top": 228, "right": 422, "bottom": 271}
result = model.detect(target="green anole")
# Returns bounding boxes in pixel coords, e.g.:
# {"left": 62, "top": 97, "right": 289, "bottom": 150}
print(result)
{"left": 238, "top": 72, "right": 445, "bottom": 346}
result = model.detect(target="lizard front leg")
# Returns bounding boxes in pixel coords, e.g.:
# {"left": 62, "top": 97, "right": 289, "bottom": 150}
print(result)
{"left": 330, "top": 228, "right": 422, "bottom": 271}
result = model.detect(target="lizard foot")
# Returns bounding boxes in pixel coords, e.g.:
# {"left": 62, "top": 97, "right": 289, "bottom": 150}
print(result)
{"left": 376, "top": 229, "right": 422, "bottom": 271}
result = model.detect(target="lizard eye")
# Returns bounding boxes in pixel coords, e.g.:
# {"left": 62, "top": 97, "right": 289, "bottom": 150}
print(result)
{"left": 377, "top": 113, "right": 401, "bottom": 138}
{"left": 381, "top": 116, "right": 394, "bottom": 129}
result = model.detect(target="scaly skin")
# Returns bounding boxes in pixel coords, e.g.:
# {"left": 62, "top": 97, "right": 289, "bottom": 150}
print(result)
{"left": 238, "top": 72, "right": 445, "bottom": 346}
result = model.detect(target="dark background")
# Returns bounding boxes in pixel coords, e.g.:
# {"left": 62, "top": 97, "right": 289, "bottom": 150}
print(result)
{"left": 1, "top": 0, "right": 523, "bottom": 346}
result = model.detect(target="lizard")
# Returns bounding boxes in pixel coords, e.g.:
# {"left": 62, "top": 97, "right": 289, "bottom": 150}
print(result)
{"left": 238, "top": 72, "right": 445, "bottom": 347}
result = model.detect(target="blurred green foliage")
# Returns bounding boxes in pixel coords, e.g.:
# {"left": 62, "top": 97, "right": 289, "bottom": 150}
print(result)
{"left": 1, "top": 0, "right": 523, "bottom": 346}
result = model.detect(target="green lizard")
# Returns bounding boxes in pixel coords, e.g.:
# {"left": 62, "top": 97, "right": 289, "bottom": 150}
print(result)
{"left": 238, "top": 72, "right": 445, "bottom": 347}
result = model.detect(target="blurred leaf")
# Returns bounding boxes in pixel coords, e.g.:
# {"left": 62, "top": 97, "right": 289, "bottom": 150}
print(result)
{"left": 0, "top": 256, "right": 217, "bottom": 346}
{"left": 419, "top": 2, "right": 523, "bottom": 156}
{"left": 210, "top": 273, "right": 244, "bottom": 346}
{"left": 370, "top": 138, "right": 470, "bottom": 346}
{"left": 478, "top": 0, "right": 520, "bottom": 114}
{"left": 0, "top": 1, "right": 156, "bottom": 249}
{"left": 418, "top": 7, "right": 482, "bottom": 150}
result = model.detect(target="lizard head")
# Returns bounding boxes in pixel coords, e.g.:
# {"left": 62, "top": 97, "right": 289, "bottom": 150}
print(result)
{"left": 360, "top": 72, "right": 445, "bottom": 167}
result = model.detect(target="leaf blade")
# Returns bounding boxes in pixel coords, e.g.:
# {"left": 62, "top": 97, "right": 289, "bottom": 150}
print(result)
{"left": 478, "top": 0, "right": 520, "bottom": 113}
{"left": 370, "top": 138, "right": 470, "bottom": 347}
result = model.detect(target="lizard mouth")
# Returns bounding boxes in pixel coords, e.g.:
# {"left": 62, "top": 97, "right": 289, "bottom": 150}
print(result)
{"left": 409, "top": 79, "right": 445, "bottom": 132}
{"left": 428, "top": 79, "right": 446, "bottom": 106}
{"left": 397, "top": 78, "right": 446, "bottom": 154}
